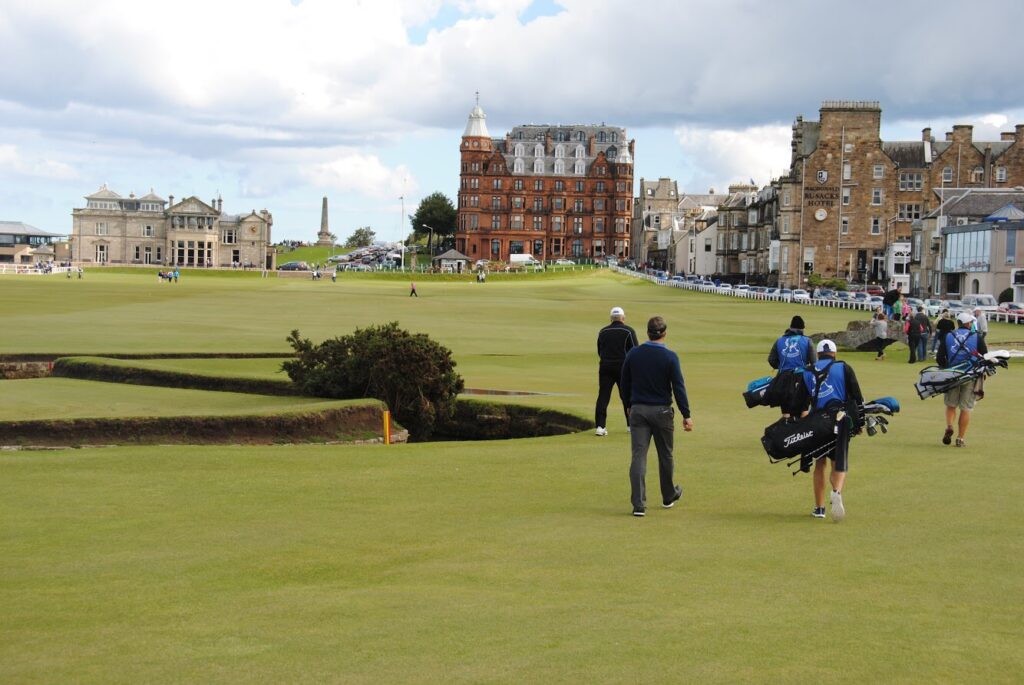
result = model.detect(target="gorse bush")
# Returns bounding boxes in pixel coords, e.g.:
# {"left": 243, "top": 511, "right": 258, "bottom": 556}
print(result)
{"left": 283, "top": 323, "right": 464, "bottom": 441}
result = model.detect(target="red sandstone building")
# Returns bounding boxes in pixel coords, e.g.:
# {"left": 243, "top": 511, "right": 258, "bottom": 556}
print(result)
{"left": 455, "top": 102, "right": 635, "bottom": 263}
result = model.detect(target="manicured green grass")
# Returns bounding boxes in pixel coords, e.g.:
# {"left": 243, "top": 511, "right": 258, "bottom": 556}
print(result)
{"left": 1, "top": 270, "right": 1022, "bottom": 683}
{"left": 275, "top": 245, "right": 347, "bottom": 265}
{"left": 0, "top": 378, "right": 357, "bottom": 421}
{"left": 71, "top": 356, "right": 294, "bottom": 381}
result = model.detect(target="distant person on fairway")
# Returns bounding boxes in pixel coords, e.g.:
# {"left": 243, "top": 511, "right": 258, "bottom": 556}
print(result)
{"left": 932, "top": 309, "right": 954, "bottom": 356}
{"left": 937, "top": 312, "right": 987, "bottom": 448}
{"left": 802, "top": 339, "right": 864, "bottom": 522}
{"left": 409, "top": 281, "right": 418, "bottom": 297}
{"left": 620, "top": 316, "right": 692, "bottom": 517}
{"left": 594, "top": 306, "right": 639, "bottom": 436}
{"left": 768, "top": 315, "right": 816, "bottom": 416}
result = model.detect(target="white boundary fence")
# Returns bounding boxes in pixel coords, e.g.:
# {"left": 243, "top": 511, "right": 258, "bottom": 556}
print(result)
{"left": 610, "top": 267, "right": 1024, "bottom": 324}
{"left": 0, "top": 265, "right": 73, "bottom": 275}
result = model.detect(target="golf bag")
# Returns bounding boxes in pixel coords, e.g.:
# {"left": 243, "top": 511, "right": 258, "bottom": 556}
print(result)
{"left": 761, "top": 408, "right": 842, "bottom": 462}
{"left": 914, "top": 352, "right": 1009, "bottom": 400}
{"left": 743, "top": 376, "right": 773, "bottom": 408}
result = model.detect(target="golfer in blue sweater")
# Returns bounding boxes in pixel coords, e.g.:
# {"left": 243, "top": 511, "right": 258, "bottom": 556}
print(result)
{"left": 620, "top": 316, "right": 693, "bottom": 517}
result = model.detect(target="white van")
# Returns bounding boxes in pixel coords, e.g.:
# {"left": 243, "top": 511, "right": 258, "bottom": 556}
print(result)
{"left": 960, "top": 294, "right": 1000, "bottom": 313}
{"left": 509, "top": 254, "right": 541, "bottom": 267}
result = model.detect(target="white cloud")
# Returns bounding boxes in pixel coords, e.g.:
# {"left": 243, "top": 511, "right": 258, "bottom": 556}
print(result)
{"left": 0, "top": 144, "right": 79, "bottom": 180}
{"left": 303, "top": 152, "right": 417, "bottom": 199}
{"left": 674, "top": 125, "right": 792, "bottom": 191}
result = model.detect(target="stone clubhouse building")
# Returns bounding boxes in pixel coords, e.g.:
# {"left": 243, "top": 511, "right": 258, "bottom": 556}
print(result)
{"left": 71, "top": 186, "right": 274, "bottom": 269}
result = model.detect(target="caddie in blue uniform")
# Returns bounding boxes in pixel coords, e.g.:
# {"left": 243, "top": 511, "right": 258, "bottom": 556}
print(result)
{"left": 801, "top": 339, "right": 863, "bottom": 522}
{"left": 936, "top": 311, "right": 988, "bottom": 448}
{"left": 768, "top": 315, "right": 816, "bottom": 416}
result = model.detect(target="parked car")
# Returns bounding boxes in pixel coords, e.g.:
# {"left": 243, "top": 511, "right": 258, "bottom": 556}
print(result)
{"left": 277, "top": 261, "right": 308, "bottom": 271}
{"left": 779, "top": 288, "right": 794, "bottom": 298}
{"left": 717, "top": 283, "right": 733, "bottom": 291}
{"left": 960, "top": 294, "right": 1000, "bottom": 313}
{"left": 865, "top": 284, "right": 885, "bottom": 296}
{"left": 348, "top": 263, "right": 372, "bottom": 272}
{"left": 700, "top": 279, "right": 715, "bottom": 286}
{"left": 791, "top": 288, "right": 811, "bottom": 301}
{"left": 764, "top": 287, "right": 779, "bottom": 296}
{"left": 553, "top": 258, "right": 575, "bottom": 265}
{"left": 923, "top": 298, "right": 947, "bottom": 316}
{"left": 813, "top": 288, "right": 835, "bottom": 299}
{"left": 866, "top": 295, "right": 884, "bottom": 306}
{"left": 833, "top": 291, "right": 852, "bottom": 302}
{"left": 998, "top": 301, "right": 1024, "bottom": 313}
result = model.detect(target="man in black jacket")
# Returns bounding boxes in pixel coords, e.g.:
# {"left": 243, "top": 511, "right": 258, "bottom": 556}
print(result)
{"left": 883, "top": 285, "right": 901, "bottom": 319}
{"left": 595, "top": 306, "right": 639, "bottom": 436}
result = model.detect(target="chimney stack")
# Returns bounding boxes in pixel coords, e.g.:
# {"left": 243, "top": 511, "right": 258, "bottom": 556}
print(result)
{"left": 169, "top": 194, "right": 174, "bottom": 206}
{"left": 922, "top": 127, "right": 931, "bottom": 142}
{"left": 1001, "top": 132, "right": 1015, "bottom": 141}
{"left": 1016, "top": 124, "right": 1024, "bottom": 143}
{"left": 952, "top": 125, "right": 974, "bottom": 144}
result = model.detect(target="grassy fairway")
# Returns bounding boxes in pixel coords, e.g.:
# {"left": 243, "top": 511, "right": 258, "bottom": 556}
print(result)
{"left": 1, "top": 270, "right": 1022, "bottom": 683}
{"left": 0, "top": 378, "right": 356, "bottom": 421}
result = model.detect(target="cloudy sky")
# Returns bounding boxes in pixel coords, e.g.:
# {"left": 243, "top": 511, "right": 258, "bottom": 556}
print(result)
{"left": 3, "top": 0, "right": 1024, "bottom": 242}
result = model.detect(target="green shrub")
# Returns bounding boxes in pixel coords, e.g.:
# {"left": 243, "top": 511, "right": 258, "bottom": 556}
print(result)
{"left": 283, "top": 323, "right": 463, "bottom": 441}
{"left": 998, "top": 287, "right": 1013, "bottom": 303}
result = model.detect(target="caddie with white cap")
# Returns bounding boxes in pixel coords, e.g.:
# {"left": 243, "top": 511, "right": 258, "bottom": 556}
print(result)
{"left": 594, "top": 306, "right": 639, "bottom": 436}
{"left": 937, "top": 310, "right": 989, "bottom": 447}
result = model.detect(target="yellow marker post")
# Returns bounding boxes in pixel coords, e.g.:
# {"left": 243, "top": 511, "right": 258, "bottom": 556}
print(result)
{"left": 383, "top": 410, "right": 391, "bottom": 445}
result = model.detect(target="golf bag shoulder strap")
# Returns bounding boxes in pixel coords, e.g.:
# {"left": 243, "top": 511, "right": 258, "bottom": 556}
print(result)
{"left": 807, "top": 359, "right": 837, "bottom": 408}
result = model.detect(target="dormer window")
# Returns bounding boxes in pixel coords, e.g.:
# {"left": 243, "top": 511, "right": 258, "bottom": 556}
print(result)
{"left": 598, "top": 131, "right": 606, "bottom": 143}
{"left": 574, "top": 160, "right": 585, "bottom": 175}
{"left": 534, "top": 144, "right": 544, "bottom": 157}
{"left": 514, "top": 143, "right": 524, "bottom": 157}
{"left": 575, "top": 131, "right": 585, "bottom": 141}
{"left": 533, "top": 159, "right": 544, "bottom": 174}
{"left": 514, "top": 158, "right": 524, "bottom": 173}
{"left": 575, "top": 145, "right": 585, "bottom": 159}
{"left": 555, "top": 145, "right": 565, "bottom": 159}
{"left": 554, "top": 159, "right": 565, "bottom": 175}
{"left": 607, "top": 146, "right": 618, "bottom": 160}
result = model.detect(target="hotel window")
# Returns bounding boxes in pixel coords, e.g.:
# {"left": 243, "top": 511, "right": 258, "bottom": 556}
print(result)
{"left": 898, "top": 203, "right": 922, "bottom": 221}
{"left": 555, "top": 145, "right": 565, "bottom": 158}
{"left": 598, "top": 131, "right": 606, "bottom": 143}
{"left": 782, "top": 215, "right": 790, "bottom": 234}
{"left": 705, "top": 238, "right": 712, "bottom": 252}
{"left": 533, "top": 198, "right": 544, "bottom": 211}
{"left": 553, "top": 198, "right": 564, "bottom": 210}
{"left": 573, "top": 217, "right": 583, "bottom": 233}
{"left": 470, "top": 178, "right": 479, "bottom": 188}
{"left": 575, "top": 180, "right": 584, "bottom": 192}
{"left": 509, "top": 240, "right": 523, "bottom": 254}
{"left": 534, "top": 239, "right": 544, "bottom": 255}
{"left": 843, "top": 163, "right": 851, "bottom": 180}
{"left": 616, "top": 199, "right": 627, "bottom": 211}
{"left": 841, "top": 217, "right": 849, "bottom": 235}
{"left": 512, "top": 197, "right": 523, "bottom": 209}
{"left": 511, "top": 215, "right": 523, "bottom": 229}
{"left": 471, "top": 162, "right": 480, "bottom": 172}
{"left": 534, "top": 179, "right": 543, "bottom": 191}
{"left": 596, "top": 181, "right": 605, "bottom": 192}
{"left": 95, "top": 222, "right": 108, "bottom": 235}
{"left": 514, "top": 143, "right": 524, "bottom": 157}
{"left": 575, "top": 145, "right": 585, "bottom": 158}
{"left": 134, "top": 245, "right": 141, "bottom": 260}
{"left": 142, "top": 225, "right": 154, "bottom": 237}
{"left": 533, "top": 159, "right": 544, "bottom": 173}
{"left": 95, "top": 244, "right": 108, "bottom": 262}
{"left": 534, "top": 144, "right": 544, "bottom": 157}
{"left": 594, "top": 217, "right": 604, "bottom": 233}
{"left": 491, "top": 239, "right": 500, "bottom": 255}
{"left": 532, "top": 216, "right": 543, "bottom": 231}
{"left": 574, "top": 199, "right": 584, "bottom": 212}
{"left": 898, "top": 172, "right": 923, "bottom": 191}
{"left": 468, "top": 214, "right": 479, "bottom": 229}
{"left": 783, "top": 190, "right": 791, "bottom": 206}
{"left": 552, "top": 216, "right": 563, "bottom": 232}
{"left": 942, "top": 166, "right": 953, "bottom": 183}
{"left": 571, "top": 239, "right": 583, "bottom": 257}
{"left": 224, "top": 229, "right": 237, "bottom": 244}
{"left": 470, "top": 195, "right": 479, "bottom": 207}
{"left": 597, "top": 166, "right": 606, "bottom": 175}
{"left": 842, "top": 187, "right": 851, "bottom": 206}
{"left": 871, "top": 188, "right": 883, "bottom": 205}
{"left": 554, "top": 160, "right": 565, "bottom": 174}
{"left": 492, "top": 179, "right": 502, "bottom": 189}
{"left": 514, "top": 179, "right": 524, "bottom": 190}
{"left": 615, "top": 181, "right": 625, "bottom": 192}
{"left": 996, "top": 166, "right": 1007, "bottom": 182}
{"left": 491, "top": 197, "right": 501, "bottom": 209}
{"left": 871, "top": 217, "right": 881, "bottom": 235}
{"left": 156, "top": 246, "right": 162, "bottom": 261}
{"left": 574, "top": 160, "right": 585, "bottom": 175}
{"left": 575, "top": 131, "right": 584, "bottom": 141}
{"left": 614, "top": 218, "right": 626, "bottom": 233}
{"left": 873, "top": 164, "right": 884, "bottom": 179}
{"left": 554, "top": 180, "right": 565, "bottom": 191}
{"left": 594, "top": 199, "right": 605, "bottom": 211}
{"left": 491, "top": 215, "right": 501, "bottom": 229}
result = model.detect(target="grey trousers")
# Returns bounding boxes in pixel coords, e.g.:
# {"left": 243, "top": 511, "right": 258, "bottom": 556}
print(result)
{"left": 628, "top": 404, "right": 676, "bottom": 509}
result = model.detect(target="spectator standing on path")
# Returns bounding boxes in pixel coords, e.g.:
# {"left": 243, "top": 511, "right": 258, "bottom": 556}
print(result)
{"left": 594, "top": 306, "right": 639, "bottom": 436}
{"left": 409, "top": 281, "right": 418, "bottom": 297}
{"left": 870, "top": 312, "right": 889, "bottom": 360}
{"left": 973, "top": 308, "right": 988, "bottom": 345}
{"left": 77, "top": 266, "right": 83, "bottom": 279}
{"left": 620, "top": 316, "right": 693, "bottom": 517}
{"left": 909, "top": 306, "right": 932, "bottom": 362}
{"left": 801, "top": 339, "right": 864, "bottom": 522}
{"left": 767, "top": 315, "right": 816, "bottom": 416}
{"left": 173, "top": 269, "right": 179, "bottom": 283}
{"left": 937, "top": 312, "right": 988, "bottom": 448}
{"left": 932, "top": 309, "right": 954, "bottom": 356}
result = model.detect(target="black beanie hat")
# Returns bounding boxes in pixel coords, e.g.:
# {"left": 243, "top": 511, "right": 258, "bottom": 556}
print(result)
{"left": 790, "top": 315, "right": 805, "bottom": 330}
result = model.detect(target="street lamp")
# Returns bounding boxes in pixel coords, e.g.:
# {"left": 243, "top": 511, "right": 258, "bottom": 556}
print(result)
{"left": 423, "top": 224, "right": 435, "bottom": 257}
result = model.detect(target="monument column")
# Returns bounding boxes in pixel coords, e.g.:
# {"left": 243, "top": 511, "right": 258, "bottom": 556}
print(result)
{"left": 316, "top": 196, "right": 333, "bottom": 246}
